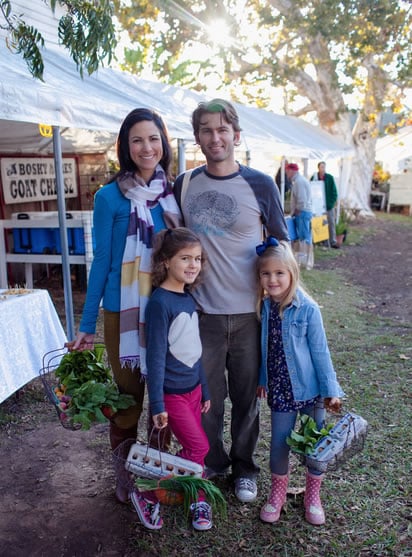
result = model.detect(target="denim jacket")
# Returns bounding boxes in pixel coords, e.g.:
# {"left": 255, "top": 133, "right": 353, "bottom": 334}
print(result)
{"left": 258, "top": 289, "right": 345, "bottom": 401}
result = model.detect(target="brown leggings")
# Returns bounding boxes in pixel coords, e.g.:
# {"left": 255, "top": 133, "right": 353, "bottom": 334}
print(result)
{"left": 104, "top": 310, "right": 172, "bottom": 449}
{"left": 104, "top": 310, "right": 145, "bottom": 430}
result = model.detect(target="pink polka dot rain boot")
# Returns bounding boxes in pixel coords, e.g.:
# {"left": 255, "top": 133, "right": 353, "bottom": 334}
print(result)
{"left": 304, "top": 471, "right": 325, "bottom": 525}
{"left": 260, "top": 473, "right": 289, "bottom": 523}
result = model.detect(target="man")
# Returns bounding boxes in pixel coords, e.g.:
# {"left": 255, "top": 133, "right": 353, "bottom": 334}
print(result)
{"left": 275, "top": 159, "right": 292, "bottom": 194}
{"left": 174, "top": 99, "right": 289, "bottom": 503}
{"left": 286, "top": 162, "right": 313, "bottom": 269}
{"left": 311, "top": 161, "right": 339, "bottom": 248}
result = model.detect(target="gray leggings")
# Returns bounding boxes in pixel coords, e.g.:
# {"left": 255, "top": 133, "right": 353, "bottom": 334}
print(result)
{"left": 270, "top": 400, "right": 325, "bottom": 476}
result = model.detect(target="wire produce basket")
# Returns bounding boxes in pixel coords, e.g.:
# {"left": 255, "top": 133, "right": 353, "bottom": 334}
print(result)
{"left": 39, "top": 346, "right": 82, "bottom": 430}
{"left": 296, "top": 412, "right": 368, "bottom": 473}
{"left": 39, "top": 343, "right": 130, "bottom": 431}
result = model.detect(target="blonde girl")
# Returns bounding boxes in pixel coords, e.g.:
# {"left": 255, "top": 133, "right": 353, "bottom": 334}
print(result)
{"left": 255, "top": 237, "right": 344, "bottom": 526}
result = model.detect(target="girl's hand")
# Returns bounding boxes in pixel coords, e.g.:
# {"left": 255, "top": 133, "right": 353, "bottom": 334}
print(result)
{"left": 324, "top": 397, "right": 342, "bottom": 413}
{"left": 257, "top": 386, "right": 267, "bottom": 399}
{"left": 153, "top": 412, "right": 168, "bottom": 429}
{"left": 201, "top": 400, "right": 211, "bottom": 413}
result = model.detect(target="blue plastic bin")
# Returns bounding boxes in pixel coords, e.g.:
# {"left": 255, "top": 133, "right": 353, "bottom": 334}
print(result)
{"left": 12, "top": 213, "right": 56, "bottom": 254}
{"left": 54, "top": 213, "right": 95, "bottom": 255}
{"left": 54, "top": 226, "right": 86, "bottom": 255}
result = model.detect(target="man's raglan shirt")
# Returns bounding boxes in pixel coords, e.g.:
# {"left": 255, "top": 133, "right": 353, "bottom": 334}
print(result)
{"left": 174, "top": 164, "right": 289, "bottom": 314}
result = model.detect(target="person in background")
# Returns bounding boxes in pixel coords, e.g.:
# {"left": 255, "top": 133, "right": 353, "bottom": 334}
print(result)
{"left": 255, "top": 238, "right": 344, "bottom": 525}
{"left": 286, "top": 162, "right": 313, "bottom": 269}
{"left": 72, "top": 108, "right": 181, "bottom": 503}
{"left": 133, "top": 227, "right": 212, "bottom": 531}
{"left": 311, "top": 161, "right": 339, "bottom": 248}
{"left": 275, "top": 159, "right": 292, "bottom": 195}
{"left": 174, "top": 98, "right": 289, "bottom": 504}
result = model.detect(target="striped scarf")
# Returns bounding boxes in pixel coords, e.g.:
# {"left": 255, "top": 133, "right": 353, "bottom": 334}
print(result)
{"left": 118, "top": 165, "right": 182, "bottom": 375}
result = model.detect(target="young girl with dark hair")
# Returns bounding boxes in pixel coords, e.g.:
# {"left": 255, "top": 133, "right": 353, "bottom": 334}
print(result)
{"left": 131, "top": 228, "right": 213, "bottom": 531}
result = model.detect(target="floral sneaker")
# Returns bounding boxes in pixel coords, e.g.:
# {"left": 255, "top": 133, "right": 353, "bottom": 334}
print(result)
{"left": 130, "top": 489, "right": 163, "bottom": 530}
{"left": 190, "top": 501, "right": 213, "bottom": 531}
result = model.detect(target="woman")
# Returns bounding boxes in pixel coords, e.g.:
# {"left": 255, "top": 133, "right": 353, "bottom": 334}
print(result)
{"left": 73, "top": 108, "right": 181, "bottom": 502}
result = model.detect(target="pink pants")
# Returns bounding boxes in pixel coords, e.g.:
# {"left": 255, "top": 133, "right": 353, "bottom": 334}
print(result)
{"left": 164, "top": 384, "right": 209, "bottom": 468}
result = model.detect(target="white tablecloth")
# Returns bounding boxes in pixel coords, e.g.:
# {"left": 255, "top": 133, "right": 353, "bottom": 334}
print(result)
{"left": 0, "top": 289, "right": 67, "bottom": 403}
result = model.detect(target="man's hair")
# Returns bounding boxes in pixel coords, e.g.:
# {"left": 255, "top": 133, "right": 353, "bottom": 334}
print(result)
{"left": 191, "top": 98, "right": 242, "bottom": 135}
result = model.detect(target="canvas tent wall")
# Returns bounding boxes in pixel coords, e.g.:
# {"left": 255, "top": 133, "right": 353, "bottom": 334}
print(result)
{"left": 375, "top": 127, "right": 412, "bottom": 213}
{"left": 375, "top": 126, "right": 412, "bottom": 175}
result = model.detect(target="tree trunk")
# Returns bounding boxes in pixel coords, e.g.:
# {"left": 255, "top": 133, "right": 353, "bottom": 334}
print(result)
{"left": 278, "top": 32, "right": 390, "bottom": 215}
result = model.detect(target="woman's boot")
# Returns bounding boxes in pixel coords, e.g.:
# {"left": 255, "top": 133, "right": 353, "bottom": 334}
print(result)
{"left": 304, "top": 471, "right": 325, "bottom": 525}
{"left": 260, "top": 473, "right": 289, "bottom": 523}
{"left": 110, "top": 422, "right": 137, "bottom": 503}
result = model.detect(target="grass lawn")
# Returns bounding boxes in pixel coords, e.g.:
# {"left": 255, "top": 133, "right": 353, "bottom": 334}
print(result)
{"left": 130, "top": 218, "right": 411, "bottom": 556}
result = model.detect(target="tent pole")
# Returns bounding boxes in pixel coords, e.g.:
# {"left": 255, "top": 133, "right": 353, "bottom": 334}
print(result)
{"left": 280, "top": 156, "right": 286, "bottom": 210}
{"left": 177, "top": 139, "right": 186, "bottom": 174}
{"left": 52, "top": 126, "right": 75, "bottom": 340}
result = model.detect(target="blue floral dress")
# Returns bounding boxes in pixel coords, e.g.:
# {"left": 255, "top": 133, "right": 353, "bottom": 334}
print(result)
{"left": 267, "top": 301, "right": 317, "bottom": 411}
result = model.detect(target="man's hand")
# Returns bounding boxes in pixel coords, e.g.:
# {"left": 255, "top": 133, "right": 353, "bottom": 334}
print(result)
{"left": 201, "top": 400, "right": 211, "bottom": 413}
{"left": 256, "top": 386, "right": 267, "bottom": 399}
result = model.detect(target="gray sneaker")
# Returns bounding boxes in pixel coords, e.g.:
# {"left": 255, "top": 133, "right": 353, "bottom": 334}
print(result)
{"left": 235, "top": 477, "right": 257, "bottom": 503}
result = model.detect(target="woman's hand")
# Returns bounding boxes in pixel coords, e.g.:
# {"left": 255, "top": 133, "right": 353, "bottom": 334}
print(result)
{"left": 153, "top": 412, "right": 168, "bottom": 429}
{"left": 201, "top": 400, "right": 211, "bottom": 413}
{"left": 324, "top": 397, "right": 342, "bottom": 413}
{"left": 71, "top": 332, "right": 95, "bottom": 351}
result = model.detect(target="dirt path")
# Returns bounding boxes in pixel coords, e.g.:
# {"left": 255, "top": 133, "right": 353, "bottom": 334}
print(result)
{"left": 315, "top": 216, "right": 412, "bottom": 326}
{"left": 0, "top": 420, "right": 135, "bottom": 556}
{"left": 0, "top": 214, "right": 411, "bottom": 557}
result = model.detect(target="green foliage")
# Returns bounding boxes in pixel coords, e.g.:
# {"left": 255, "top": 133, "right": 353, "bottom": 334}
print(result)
{"left": 54, "top": 344, "right": 111, "bottom": 392}
{"left": 335, "top": 209, "right": 351, "bottom": 235}
{"left": 68, "top": 380, "right": 135, "bottom": 430}
{"left": 57, "top": 0, "right": 116, "bottom": 77}
{"left": 55, "top": 345, "right": 135, "bottom": 430}
{"left": 1, "top": 0, "right": 45, "bottom": 80}
{"left": 112, "top": 0, "right": 411, "bottom": 121}
{"left": 286, "top": 414, "right": 333, "bottom": 456}
{"left": 0, "top": 0, "right": 116, "bottom": 80}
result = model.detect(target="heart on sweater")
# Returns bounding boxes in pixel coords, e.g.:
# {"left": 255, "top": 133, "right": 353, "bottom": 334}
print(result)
{"left": 168, "top": 311, "right": 202, "bottom": 368}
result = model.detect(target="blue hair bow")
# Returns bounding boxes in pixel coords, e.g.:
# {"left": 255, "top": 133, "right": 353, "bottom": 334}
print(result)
{"left": 256, "top": 236, "right": 279, "bottom": 256}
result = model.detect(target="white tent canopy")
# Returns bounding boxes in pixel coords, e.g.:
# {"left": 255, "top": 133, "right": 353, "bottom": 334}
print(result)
{"left": 0, "top": 2, "right": 353, "bottom": 160}
{"left": 0, "top": 40, "right": 353, "bottom": 160}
